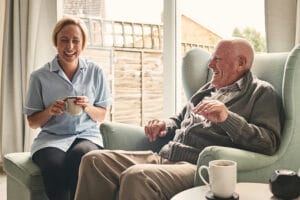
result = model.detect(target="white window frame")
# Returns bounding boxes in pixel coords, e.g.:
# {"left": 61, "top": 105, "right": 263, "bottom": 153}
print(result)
{"left": 163, "top": 0, "right": 182, "bottom": 117}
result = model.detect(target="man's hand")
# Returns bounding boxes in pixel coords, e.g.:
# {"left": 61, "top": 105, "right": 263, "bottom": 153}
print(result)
{"left": 192, "top": 99, "right": 229, "bottom": 123}
{"left": 144, "top": 119, "right": 167, "bottom": 142}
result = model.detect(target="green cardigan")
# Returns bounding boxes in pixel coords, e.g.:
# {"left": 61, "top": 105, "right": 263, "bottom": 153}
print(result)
{"left": 159, "top": 71, "right": 282, "bottom": 164}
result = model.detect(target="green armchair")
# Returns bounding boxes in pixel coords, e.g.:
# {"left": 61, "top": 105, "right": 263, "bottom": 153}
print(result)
{"left": 101, "top": 45, "right": 300, "bottom": 188}
{"left": 3, "top": 46, "right": 300, "bottom": 200}
{"left": 194, "top": 47, "right": 300, "bottom": 185}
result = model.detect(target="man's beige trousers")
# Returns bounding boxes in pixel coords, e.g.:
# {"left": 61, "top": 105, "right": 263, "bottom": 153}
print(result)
{"left": 75, "top": 150, "right": 196, "bottom": 200}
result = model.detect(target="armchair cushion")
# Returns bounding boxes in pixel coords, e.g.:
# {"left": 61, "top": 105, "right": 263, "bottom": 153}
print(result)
{"left": 3, "top": 152, "right": 47, "bottom": 200}
{"left": 100, "top": 121, "right": 173, "bottom": 153}
{"left": 194, "top": 146, "right": 279, "bottom": 185}
{"left": 4, "top": 152, "right": 43, "bottom": 190}
{"left": 182, "top": 48, "right": 211, "bottom": 98}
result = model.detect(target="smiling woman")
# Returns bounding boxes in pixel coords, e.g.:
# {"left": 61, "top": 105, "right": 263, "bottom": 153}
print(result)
{"left": 55, "top": 24, "right": 84, "bottom": 80}
{"left": 24, "top": 16, "right": 112, "bottom": 200}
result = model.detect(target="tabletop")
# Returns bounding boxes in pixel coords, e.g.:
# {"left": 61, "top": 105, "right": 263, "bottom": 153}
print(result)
{"left": 171, "top": 182, "right": 300, "bottom": 200}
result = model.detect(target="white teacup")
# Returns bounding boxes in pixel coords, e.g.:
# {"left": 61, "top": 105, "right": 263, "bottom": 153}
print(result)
{"left": 65, "top": 96, "right": 83, "bottom": 115}
{"left": 198, "top": 160, "right": 237, "bottom": 198}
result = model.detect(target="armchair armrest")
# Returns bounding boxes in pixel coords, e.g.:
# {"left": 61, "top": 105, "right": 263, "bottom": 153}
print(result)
{"left": 100, "top": 121, "right": 173, "bottom": 152}
{"left": 194, "top": 146, "right": 279, "bottom": 185}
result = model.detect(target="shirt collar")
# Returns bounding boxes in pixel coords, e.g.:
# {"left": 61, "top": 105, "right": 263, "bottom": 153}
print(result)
{"left": 49, "top": 54, "right": 88, "bottom": 72}
{"left": 215, "top": 74, "right": 245, "bottom": 93}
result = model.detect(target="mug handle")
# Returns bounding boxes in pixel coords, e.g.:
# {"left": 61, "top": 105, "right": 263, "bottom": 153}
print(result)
{"left": 198, "top": 165, "right": 210, "bottom": 186}
{"left": 64, "top": 101, "right": 69, "bottom": 113}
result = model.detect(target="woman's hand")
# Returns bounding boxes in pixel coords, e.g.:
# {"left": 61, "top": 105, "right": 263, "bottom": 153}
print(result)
{"left": 47, "top": 99, "right": 66, "bottom": 115}
{"left": 74, "top": 96, "right": 90, "bottom": 110}
{"left": 73, "top": 96, "right": 107, "bottom": 122}
{"left": 27, "top": 99, "right": 65, "bottom": 129}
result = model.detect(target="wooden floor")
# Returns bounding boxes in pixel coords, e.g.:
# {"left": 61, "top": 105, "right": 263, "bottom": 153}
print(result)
{"left": 0, "top": 167, "right": 7, "bottom": 200}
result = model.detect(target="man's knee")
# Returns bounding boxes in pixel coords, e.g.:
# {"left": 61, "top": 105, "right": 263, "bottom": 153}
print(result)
{"left": 79, "top": 150, "right": 101, "bottom": 168}
{"left": 80, "top": 150, "right": 116, "bottom": 170}
{"left": 120, "top": 164, "right": 154, "bottom": 186}
{"left": 119, "top": 165, "right": 167, "bottom": 200}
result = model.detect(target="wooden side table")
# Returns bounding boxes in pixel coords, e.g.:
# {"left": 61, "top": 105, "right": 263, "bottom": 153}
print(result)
{"left": 171, "top": 182, "right": 300, "bottom": 200}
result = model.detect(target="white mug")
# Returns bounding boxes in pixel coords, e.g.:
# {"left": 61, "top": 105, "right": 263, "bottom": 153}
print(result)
{"left": 65, "top": 96, "right": 83, "bottom": 115}
{"left": 198, "top": 160, "right": 237, "bottom": 198}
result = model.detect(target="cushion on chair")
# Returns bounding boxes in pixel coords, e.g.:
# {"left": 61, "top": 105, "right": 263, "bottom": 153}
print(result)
{"left": 101, "top": 121, "right": 173, "bottom": 152}
{"left": 3, "top": 152, "right": 44, "bottom": 190}
{"left": 182, "top": 48, "right": 211, "bottom": 99}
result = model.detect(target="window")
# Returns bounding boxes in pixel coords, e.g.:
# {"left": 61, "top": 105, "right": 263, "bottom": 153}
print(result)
{"left": 180, "top": 0, "right": 266, "bottom": 53}
{"left": 177, "top": 0, "right": 266, "bottom": 107}
{"left": 60, "top": 0, "right": 266, "bottom": 125}
{"left": 61, "top": 0, "right": 164, "bottom": 126}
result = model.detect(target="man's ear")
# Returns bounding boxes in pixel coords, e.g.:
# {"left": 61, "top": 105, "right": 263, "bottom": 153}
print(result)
{"left": 238, "top": 55, "right": 247, "bottom": 71}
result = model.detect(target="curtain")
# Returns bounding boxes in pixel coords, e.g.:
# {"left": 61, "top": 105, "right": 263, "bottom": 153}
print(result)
{"left": 0, "top": 0, "right": 57, "bottom": 158}
{"left": 265, "top": 0, "right": 299, "bottom": 52}
{"left": 0, "top": 0, "right": 5, "bottom": 119}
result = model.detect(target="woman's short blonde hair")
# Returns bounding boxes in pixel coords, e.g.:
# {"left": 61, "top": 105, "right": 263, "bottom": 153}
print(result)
{"left": 52, "top": 16, "right": 88, "bottom": 50}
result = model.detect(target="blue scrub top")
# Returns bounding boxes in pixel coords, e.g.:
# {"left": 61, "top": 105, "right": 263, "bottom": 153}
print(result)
{"left": 24, "top": 55, "right": 112, "bottom": 155}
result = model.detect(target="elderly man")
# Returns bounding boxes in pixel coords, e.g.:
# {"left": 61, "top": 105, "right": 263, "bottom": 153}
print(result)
{"left": 75, "top": 38, "right": 281, "bottom": 200}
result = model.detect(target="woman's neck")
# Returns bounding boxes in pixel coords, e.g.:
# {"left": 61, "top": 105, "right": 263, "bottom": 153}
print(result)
{"left": 58, "top": 59, "right": 79, "bottom": 81}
